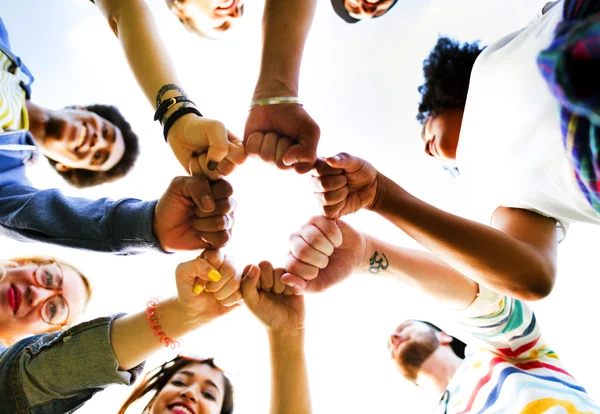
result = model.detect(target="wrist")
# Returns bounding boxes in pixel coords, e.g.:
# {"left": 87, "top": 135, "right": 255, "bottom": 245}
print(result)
{"left": 253, "top": 75, "right": 298, "bottom": 102}
{"left": 358, "top": 233, "right": 373, "bottom": 273}
{"left": 268, "top": 327, "right": 305, "bottom": 348}
{"left": 169, "top": 297, "right": 208, "bottom": 329}
{"left": 368, "top": 172, "right": 389, "bottom": 213}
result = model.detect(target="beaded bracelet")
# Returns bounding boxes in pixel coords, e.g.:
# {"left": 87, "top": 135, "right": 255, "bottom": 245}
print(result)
{"left": 249, "top": 96, "right": 303, "bottom": 109}
{"left": 162, "top": 106, "right": 203, "bottom": 143}
{"left": 145, "top": 297, "right": 181, "bottom": 349}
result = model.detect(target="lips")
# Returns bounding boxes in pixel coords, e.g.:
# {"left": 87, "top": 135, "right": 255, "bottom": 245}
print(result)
{"left": 217, "top": 0, "right": 235, "bottom": 10}
{"left": 7, "top": 285, "right": 21, "bottom": 314}
{"left": 74, "top": 125, "right": 89, "bottom": 153}
{"left": 168, "top": 403, "right": 196, "bottom": 414}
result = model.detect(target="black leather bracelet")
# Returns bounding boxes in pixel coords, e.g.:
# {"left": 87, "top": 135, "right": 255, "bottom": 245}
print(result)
{"left": 163, "top": 107, "right": 203, "bottom": 142}
{"left": 154, "top": 96, "right": 194, "bottom": 123}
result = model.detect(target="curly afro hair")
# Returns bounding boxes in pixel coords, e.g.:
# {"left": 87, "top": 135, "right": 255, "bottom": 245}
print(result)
{"left": 416, "top": 37, "right": 486, "bottom": 124}
{"left": 47, "top": 104, "right": 139, "bottom": 188}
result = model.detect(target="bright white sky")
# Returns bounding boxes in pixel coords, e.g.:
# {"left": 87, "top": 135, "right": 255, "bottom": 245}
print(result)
{"left": 2, "top": 0, "right": 599, "bottom": 412}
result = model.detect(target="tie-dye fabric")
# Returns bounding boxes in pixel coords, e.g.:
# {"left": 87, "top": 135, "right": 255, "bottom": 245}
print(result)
{"left": 443, "top": 288, "right": 599, "bottom": 413}
{"left": 538, "top": 0, "right": 600, "bottom": 213}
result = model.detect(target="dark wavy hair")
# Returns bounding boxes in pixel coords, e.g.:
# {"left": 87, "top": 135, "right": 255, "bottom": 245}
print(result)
{"left": 47, "top": 104, "right": 139, "bottom": 188}
{"left": 118, "top": 356, "right": 234, "bottom": 414}
{"left": 416, "top": 37, "right": 485, "bottom": 124}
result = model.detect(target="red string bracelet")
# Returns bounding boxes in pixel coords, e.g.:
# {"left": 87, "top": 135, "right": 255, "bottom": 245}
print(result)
{"left": 145, "top": 297, "right": 182, "bottom": 349}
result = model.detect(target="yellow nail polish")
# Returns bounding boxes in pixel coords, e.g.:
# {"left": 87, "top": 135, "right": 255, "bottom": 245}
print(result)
{"left": 208, "top": 269, "right": 222, "bottom": 283}
{"left": 193, "top": 284, "right": 204, "bottom": 295}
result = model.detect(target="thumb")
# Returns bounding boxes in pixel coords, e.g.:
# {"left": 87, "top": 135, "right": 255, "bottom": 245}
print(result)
{"left": 205, "top": 120, "right": 229, "bottom": 171}
{"left": 282, "top": 141, "right": 317, "bottom": 167}
{"left": 241, "top": 265, "right": 261, "bottom": 307}
{"left": 325, "top": 152, "right": 363, "bottom": 173}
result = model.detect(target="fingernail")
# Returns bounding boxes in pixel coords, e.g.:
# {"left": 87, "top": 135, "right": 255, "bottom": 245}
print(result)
{"left": 287, "top": 282, "right": 295, "bottom": 288}
{"left": 201, "top": 195, "right": 214, "bottom": 211}
{"left": 328, "top": 155, "right": 340, "bottom": 162}
{"left": 208, "top": 161, "right": 218, "bottom": 171}
{"left": 193, "top": 284, "right": 204, "bottom": 295}
{"left": 208, "top": 269, "right": 222, "bottom": 283}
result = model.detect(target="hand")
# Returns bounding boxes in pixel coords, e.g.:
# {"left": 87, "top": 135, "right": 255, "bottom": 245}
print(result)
{"left": 154, "top": 177, "right": 235, "bottom": 251}
{"left": 244, "top": 104, "right": 319, "bottom": 173}
{"left": 241, "top": 261, "right": 305, "bottom": 333}
{"left": 311, "top": 153, "right": 383, "bottom": 219}
{"left": 167, "top": 113, "right": 247, "bottom": 177}
{"left": 283, "top": 216, "right": 366, "bottom": 293}
{"left": 175, "top": 250, "right": 243, "bottom": 323}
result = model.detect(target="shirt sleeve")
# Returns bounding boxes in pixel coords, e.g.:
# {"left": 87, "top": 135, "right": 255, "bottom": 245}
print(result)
{"left": 2, "top": 315, "right": 145, "bottom": 412}
{"left": 0, "top": 173, "right": 164, "bottom": 255}
{"left": 456, "top": 286, "right": 548, "bottom": 359}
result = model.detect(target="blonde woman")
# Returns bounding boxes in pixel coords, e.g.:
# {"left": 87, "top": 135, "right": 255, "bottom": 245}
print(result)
{"left": 0, "top": 251, "right": 241, "bottom": 413}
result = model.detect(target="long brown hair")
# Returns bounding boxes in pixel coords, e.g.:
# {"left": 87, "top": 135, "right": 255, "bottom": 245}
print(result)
{"left": 119, "top": 356, "right": 234, "bottom": 414}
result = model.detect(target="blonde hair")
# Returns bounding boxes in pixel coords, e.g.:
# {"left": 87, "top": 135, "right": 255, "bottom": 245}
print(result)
{"left": 0, "top": 256, "right": 93, "bottom": 316}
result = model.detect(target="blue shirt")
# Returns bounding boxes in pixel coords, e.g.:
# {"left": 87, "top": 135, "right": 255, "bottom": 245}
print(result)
{"left": 0, "top": 17, "right": 161, "bottom": 254}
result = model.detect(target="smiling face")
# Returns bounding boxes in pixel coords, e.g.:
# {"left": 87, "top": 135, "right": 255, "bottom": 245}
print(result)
{"left": 38, "top": 108, "right": 125, "bottom": 173}
{"left": 150, "top": 362, "right": 226, "bottom": 414}
{"left": 343, "top": 0, "right": 396, "bottom": 19}
{"left": 167, "top": 0, "right": 244, "bottom": 37}
{"left": 421, "top": 108, "right": 464, "bottom": 168}
{"left": 0, "top": 261, "right": 89, "bottom": 342}
{"left": 387, "top": 321, "right": 441, "bottom": 382}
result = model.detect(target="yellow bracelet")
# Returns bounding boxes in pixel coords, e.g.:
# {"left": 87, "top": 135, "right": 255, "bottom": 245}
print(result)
{"left": 249, "top": 96, "right": 303, "bottom": 109}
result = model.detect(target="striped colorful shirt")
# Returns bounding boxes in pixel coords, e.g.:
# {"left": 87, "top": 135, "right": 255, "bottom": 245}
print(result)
{"left": 443, "top": 286, "right": 599, "bottom": 413}
{"left": 0, "top": 48, "right": 28, "bottom": 132}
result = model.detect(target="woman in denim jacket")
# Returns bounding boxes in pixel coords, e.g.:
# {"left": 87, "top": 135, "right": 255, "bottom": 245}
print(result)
{"left": 0, "top": 250, "right": 242, "bottom": 413}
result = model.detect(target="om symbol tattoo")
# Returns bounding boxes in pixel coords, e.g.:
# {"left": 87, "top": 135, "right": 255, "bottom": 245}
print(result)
{"left": 368, "top": 251, "right": 389, "bottom": 274}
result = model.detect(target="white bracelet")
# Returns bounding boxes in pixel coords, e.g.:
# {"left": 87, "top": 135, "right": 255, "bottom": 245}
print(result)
{"left": 249, "top": 96, "right": 303, "bottom": 109}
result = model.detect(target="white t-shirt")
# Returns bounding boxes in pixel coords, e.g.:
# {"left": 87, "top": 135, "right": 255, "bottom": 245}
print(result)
{"left": 456, "top": 1, "right": 600, "bottom": 233}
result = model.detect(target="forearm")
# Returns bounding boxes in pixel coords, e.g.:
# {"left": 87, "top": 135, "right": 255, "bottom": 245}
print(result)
{"left": 111, "top": 297, "right": 206, "bottom": 370}
{"left": 94, "top": 0, "right": 186, "bottom": 109}
{"left": 362, "top": 235, "right": 478, "bottom": 310}
{"left": 253, "top": 0, "right": 317, "bottom": 99}
{"left": 0, "top": 181, "right": 161, "bottom": 254}
{"left": 268, "top": 329, "right": 311, "bottom": 414}
{"left": 372, "top": 176, "right": 553, "bottom": 298}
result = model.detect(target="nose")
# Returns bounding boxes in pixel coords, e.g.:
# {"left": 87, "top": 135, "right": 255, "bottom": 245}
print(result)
{"left": 27, "top": 285, "right": 57, "bottom": 307}
{"left": 230, "top": 4, "right": 242, "bottom": 18}
{"left": 180, "top": 385, "right": 200, "bottom": 404}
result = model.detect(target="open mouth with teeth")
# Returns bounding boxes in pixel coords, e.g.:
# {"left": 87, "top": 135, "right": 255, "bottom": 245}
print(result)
{"left": 168, "top": 403, "right": 196, "bottom": 414}
{"left": 74, "top": 125, "right": 88, "bottom": 153}
{"left": 217, "top": 0, "right": 235, "bottom": 10}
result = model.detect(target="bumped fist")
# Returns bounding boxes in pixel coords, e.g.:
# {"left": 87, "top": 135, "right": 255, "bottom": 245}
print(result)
{"left": 311, "top": 153, "right": 382, "bottom": 219}
{"left": 241, "top": 261, "right": 305, "bottom": 333}
{"left": 154, "top": 177, "right": 235, "bottom": 252}
{"left": 283, "top": 216, "right": 366, "bottom": 293}
{"left": 244, "top": 104, "right": 319, "bottom": 174}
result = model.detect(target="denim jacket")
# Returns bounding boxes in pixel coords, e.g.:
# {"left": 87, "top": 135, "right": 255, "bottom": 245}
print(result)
{"left": 0, "top": 314, "right": 145, "bottom": 413}
{"left": 0, "top": 16, "right": 162, "bottom": 255}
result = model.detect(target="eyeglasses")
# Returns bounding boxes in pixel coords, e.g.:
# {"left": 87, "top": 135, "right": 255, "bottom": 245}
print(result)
{"left": 33, "top": 260, "right": 70, "bottom": 326}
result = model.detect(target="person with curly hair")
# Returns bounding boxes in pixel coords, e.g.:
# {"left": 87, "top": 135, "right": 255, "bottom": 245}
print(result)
{"left": 305, "top": 1, "right": 600, "bottom": 302}
{"left": 0, "top": 17, "right": 236, "bottom": 255}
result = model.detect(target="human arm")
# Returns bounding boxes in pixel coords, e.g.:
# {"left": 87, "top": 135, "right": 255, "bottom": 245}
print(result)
{"left": 244, "top": 0, "right": 319, "bottom": 173}
{"left": 112, "top": 250, "right": 242, "bottom": 370}
{"left": 283, "top": 216, "right": 478, "bottom": 310}
{"left": 0, "top": 252, "right": 241, "bottom": 412}
{"left": 311, "top": 153, "right": 558, "bottom": 300}
{"left": 0, "top": 169, "right": 235, "bottom": 253}
{"left": 285, "top": 217, "right": 548, "bottom": 357}
{"left": 92, "top": 0, "right": 246, "bottom": 176}
{"left": 241, "top": 262, "right": 311, "bottom": 414}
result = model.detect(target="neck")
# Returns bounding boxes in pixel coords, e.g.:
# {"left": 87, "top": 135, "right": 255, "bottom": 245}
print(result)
{"left": 25, "top": 101, "right": 50, "bottom": 145}
{"left": 417, "top": 346, "right": 463, "bottom": 394}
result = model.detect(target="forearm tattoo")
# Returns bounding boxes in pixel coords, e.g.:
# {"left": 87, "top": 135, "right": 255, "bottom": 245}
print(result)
{"left": 368, "top": 251, "right": 389, "bottom": 274}
{"left": 155, "top": 84, "right": 188, "bottom": 109}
